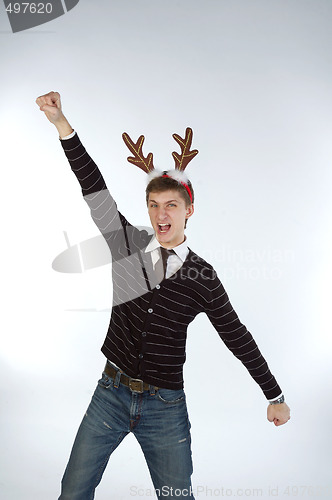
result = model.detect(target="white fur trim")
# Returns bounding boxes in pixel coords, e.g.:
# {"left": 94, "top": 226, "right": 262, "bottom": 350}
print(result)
{"left": 146, "top": 169, "right": 163, "bottom": 184}
{"left": 167, "top": 169, "right": 189, "bottom": 184}
{"left": 146, "top": 169, "right": 190, "bottom": 185}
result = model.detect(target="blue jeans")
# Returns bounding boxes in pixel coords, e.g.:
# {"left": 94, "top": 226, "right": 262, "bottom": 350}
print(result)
{"left": 59, "top": 365, "right": 194, "bottom": 499}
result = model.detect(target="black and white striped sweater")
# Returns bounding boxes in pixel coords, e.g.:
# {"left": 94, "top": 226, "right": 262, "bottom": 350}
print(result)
{"left": 60, "top": 133, "right": 282, "bottom": 399}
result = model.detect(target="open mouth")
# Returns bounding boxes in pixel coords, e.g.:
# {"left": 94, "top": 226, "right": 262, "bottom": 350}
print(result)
{"left": 158, "top": 223, "right": 171, "bottom": 234}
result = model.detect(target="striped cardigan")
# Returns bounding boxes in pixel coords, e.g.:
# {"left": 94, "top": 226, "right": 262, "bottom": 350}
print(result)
{"left": 60, "top": 133, "right": 282, "bottom": 399}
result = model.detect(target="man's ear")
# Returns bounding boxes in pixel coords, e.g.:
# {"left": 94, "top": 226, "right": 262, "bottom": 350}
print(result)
{"left": 186, "top": 204, "right": 194, "bottom": 219}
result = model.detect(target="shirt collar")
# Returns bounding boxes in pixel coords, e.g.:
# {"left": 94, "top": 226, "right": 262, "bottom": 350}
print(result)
{"left": 145, "top": 234, "right": 188, "bottom": 263}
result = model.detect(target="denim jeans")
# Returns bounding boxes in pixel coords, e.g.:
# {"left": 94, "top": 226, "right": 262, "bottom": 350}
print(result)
{"left": 59, "top": 365, "right": 195, "bottom": 499}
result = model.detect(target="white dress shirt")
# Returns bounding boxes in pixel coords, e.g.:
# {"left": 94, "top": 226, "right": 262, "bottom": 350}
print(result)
{"left": 144, "top": 235, "right": 189, "bottom": 279}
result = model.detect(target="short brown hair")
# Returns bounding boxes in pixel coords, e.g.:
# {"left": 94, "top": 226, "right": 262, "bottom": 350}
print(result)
{"left": 146, "top": 175, "right": 194, "bottom": 229}
{"left": 145, "top": 177, "right": 194, "bottom": 207}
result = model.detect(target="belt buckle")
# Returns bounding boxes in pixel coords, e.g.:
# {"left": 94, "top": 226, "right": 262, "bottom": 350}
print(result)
{"left": 129, "top": 378, "right": 144, "bottom": 393}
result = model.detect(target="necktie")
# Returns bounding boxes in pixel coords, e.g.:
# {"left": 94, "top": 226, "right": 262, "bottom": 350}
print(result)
{"left": 159, "top": 247, "right": 175, "bottom": 278}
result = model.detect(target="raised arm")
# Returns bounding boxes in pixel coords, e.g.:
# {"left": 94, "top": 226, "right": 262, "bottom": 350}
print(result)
{"left": 35, "top": 91, "right": 150, "bottom": 264}
{"left": 36, "top": 91, "right": 131, "bottom": 258}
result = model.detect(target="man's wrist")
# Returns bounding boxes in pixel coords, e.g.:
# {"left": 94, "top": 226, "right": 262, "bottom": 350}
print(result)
{"left": 269, "top": 394, "right": 285, "bottom": 405}
{"left": 60, "top": 130, "right": 76, "bottom": 140}
{"left": 55, "top": 116, "right": 73, "bottom": 139}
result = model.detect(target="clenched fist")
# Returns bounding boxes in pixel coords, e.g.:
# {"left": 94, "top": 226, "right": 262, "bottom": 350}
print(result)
{"left": 267, "top": 402, "right": 291, "bottom": 427}
{"left": 36, "top": 91, "right": 73, "bottom": 138}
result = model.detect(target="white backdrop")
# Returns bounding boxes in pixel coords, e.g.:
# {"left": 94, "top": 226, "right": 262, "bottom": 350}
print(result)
{"left": 1, "top": 1, "right": 332, "bottom": 499}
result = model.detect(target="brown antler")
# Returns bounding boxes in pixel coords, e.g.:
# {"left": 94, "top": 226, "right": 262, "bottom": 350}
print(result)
{"left": 122, "top": 133, "right": 155, "bottom": 173}
{"left": 172, "top": 127, "right": 198, "bottom": 171}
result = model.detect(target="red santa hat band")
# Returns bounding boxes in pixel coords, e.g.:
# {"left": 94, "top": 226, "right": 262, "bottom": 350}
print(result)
{"left": 122, "top": 127, "right": 198, "bottom": 204}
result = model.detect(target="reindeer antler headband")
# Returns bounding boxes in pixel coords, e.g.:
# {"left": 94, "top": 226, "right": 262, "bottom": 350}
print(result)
{"left": 122, "top": 128, "right": 198, "bottom": 203}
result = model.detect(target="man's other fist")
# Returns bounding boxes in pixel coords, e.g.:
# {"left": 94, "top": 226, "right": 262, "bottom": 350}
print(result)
{"left": 267, "top": 402, "right": 291, "bottom": 427}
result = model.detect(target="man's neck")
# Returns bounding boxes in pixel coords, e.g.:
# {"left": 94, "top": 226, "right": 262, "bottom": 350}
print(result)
{"left": 157, "top": 234, "right": 186, "bottom": 249}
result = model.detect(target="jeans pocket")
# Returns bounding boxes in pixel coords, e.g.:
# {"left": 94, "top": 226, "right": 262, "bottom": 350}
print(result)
{"left": 97, "top": 372, "right": 114, "bottom": 389}
{"left": 157, "top": 388, "right": 185, "bottom": 404}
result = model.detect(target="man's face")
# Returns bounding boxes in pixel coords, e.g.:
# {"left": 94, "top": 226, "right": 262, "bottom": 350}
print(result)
{"left": 147, "top": 190, "right": 194, "bottom": 248}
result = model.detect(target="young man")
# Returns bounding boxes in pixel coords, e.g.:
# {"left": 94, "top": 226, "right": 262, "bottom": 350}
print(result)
{"left": 36, "top": 91, "right": 290, "bottom": 500}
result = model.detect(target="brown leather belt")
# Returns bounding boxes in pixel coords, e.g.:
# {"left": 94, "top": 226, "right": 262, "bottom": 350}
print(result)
{"left": 104, "top": 362, "right": 158, "bottom": 393}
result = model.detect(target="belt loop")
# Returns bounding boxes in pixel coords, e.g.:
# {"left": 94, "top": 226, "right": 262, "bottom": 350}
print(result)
{"left": 114, "top": 368, "right": 122, "bottom": 389}
{"left": 149, "top": 385, "right": 156, "bottom": 396}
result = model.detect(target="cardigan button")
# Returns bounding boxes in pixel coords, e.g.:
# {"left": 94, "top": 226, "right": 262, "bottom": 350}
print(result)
{"left": 142, "top": 332, "right": 147, "bottom": 337}
{"left": 148, "top": 308, "right": 153, "bottom": 313}
{"left": 138, "top": 353, "right": 143, "bottom": 359}
{"left": 156, "top": 284, "right": 160, "bottom": 290}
